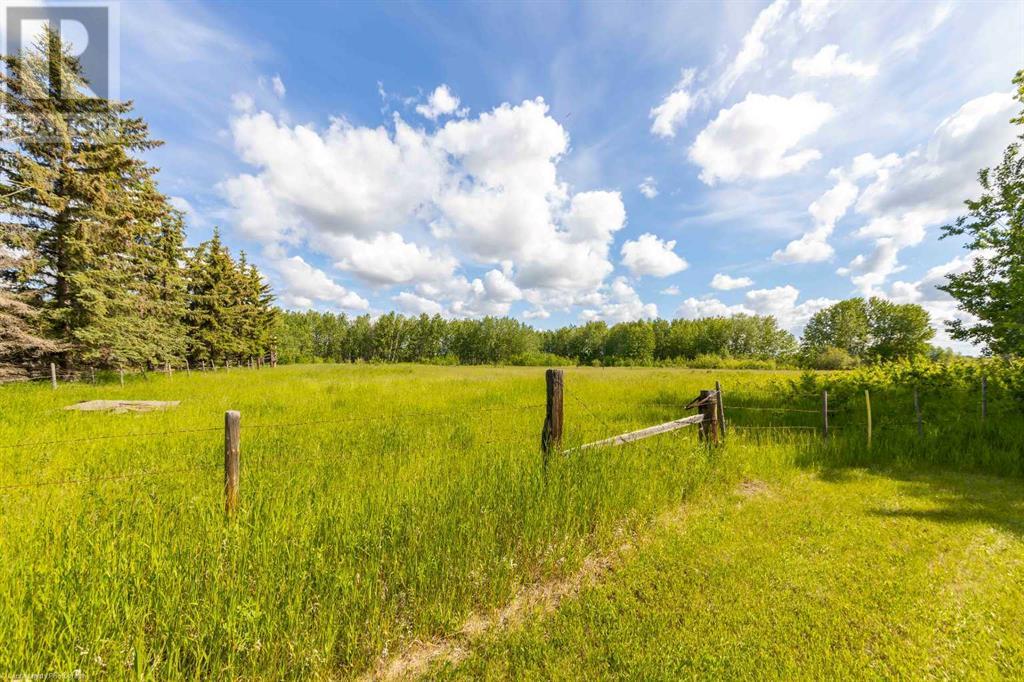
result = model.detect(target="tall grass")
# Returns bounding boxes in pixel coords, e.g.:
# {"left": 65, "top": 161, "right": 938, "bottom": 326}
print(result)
{"left": 0, "top": 365, "right": 786, "bottom": 678}
{"left": 1, "top": 364, "right": 1019, "bottom": 678}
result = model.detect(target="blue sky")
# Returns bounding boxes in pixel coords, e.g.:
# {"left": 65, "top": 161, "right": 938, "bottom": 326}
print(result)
{"left": 111, "top": 0, "right": 1021, "bottom": 351}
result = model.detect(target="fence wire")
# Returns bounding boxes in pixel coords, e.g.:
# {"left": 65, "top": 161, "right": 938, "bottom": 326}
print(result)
{"left": 3, "top": 374, "right": 1021, "bottom": 494}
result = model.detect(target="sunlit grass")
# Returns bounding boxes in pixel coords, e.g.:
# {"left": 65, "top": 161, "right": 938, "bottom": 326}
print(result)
{"left": 0, "top": 365, "right": 786, "bottom": 678}
{"left": 1, "top": 364, "right": 1020, "bottom": 678}
{"left": 438, "top": 467, "right": 1024, "bottom": 679}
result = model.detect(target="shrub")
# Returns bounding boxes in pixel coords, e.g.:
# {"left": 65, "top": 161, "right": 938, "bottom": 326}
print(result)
{"left": 509, "top": 351, "right": 573, "bottom": 367}
{"left": 803, "top": 346, "right": 859, "bottom": 370}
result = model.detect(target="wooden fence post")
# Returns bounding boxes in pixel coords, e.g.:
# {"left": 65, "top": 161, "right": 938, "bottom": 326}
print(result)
{"left": 50, "top": 362, "right": 57, "bottom": 390}
{"left": 822, "top": 390, "right": 829, "bottom": 439}
{"left": 224, "top": 410, "right": 241, "bottom": 516}
{"left": 165, "top": 362, "right": 171, "bottom": 378}
{"left": 119, "top": 368, "right": 125, "bottom": 388}
{"left": 914, "top": 387, "right": 922, "bottom": 438}
{"left": 185, "top": 359, "right": 191, "bottom": 377}
{"left": 698, "top": 390, "right": 719, "bottom": 445}
{"left": 541, "top": 369, "right": 564, "bottom": 459}
{"left": 714, "top": 381, "right": 726, "bottom": 443}
{"left": 982, "top": 376, "right": 987, "bottom": 421}
{"left": 865, "top": 390, "right": 872, "bottom": 450}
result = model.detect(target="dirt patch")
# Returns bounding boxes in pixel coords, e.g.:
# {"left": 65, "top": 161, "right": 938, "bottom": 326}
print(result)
{"left": 366, "top": 551, "right": 625, "bottom": 681}
{"left": 64, "top": 400, "right": 180, "bottom": 414}
{"left": 362, "top": 503, "right": 704, "bottom": 681}
{"left": 736, "top": 479, "right": 771, "bottom": 498}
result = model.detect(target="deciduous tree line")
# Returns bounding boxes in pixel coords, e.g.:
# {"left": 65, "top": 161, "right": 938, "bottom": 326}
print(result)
{"left": 0, "top": 31, "right": 275, "bottom": 379}
{"left": 274, "top": 305, "right": 942, "bottom": 368}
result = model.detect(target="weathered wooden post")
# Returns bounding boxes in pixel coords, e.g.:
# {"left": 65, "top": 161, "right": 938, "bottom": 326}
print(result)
{"left": 914, "top": 387, "right": 922, "bottom": 438}
{"left": 698, "top": 390, "right": 719, "bottom": 445}
{"left": 541, "top": 369, "right": 564, "bottom": 460}
{"left": 715, "top": 381, "right": 726, "bottom": 442}
{"left": 982, "top": 376, "right": 988, "bottom": 421}
{"left": 90, "top": 367, "right": 95, "bottom": 384}
{"left": 165, "top": 362, "right": 171, "bottom": 378}
{"left": 185, "top": 359, "right": 191, "bottom": 377}
{"left": 119, "top": 368, "right": 125, "bottom": 388}
{"left": 200, "top": 359, "right": 206, "bottom": 372}
{"left": 822, "top": 390, "right": 829, "bottom": 439}
{"left": 50, "top": 362, "right": 57, "bottom": 390}
{"left": 865, "top": 390, "right": 872, "bottom": 450}
{"left": 224, "top": 410, "right": 241, "bottom": 516}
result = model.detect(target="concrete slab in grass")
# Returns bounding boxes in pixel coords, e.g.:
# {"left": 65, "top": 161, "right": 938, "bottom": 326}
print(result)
{"left": 65, "top": 400, "right": 180, "bottom": 414}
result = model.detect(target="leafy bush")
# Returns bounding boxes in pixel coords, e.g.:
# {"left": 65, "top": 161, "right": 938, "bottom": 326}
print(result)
{"left": 803, "top": 346, "right": 859, "bottom": 370}
{"left": 786, "top": 356, "right": 1024, "bottom": 400}
{"left": 509, "top": 351, "right": 573, "bottom": 366}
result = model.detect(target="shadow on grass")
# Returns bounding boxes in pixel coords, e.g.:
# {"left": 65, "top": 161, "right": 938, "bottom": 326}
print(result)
{"left": 865, "top": 470, "right": 1024, "bottom": 540}
{"left": 802, "top": 446, "right": 1024, "bottom": 540}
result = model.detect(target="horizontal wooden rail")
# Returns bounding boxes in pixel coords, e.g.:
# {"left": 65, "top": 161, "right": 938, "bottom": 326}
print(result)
{"left": 571, "top": 413, "right": 706, "bottom": 452}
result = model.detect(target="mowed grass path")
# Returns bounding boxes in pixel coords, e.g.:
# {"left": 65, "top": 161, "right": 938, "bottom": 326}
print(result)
{"left": 438, "top": 466, "right": 1024, "bottom": 679}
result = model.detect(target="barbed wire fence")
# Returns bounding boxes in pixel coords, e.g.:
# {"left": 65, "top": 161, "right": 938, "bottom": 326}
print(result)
{"left": 7, "top": 351, "right": 278, "bottom": 388}
{"left": 0, "top": 368, "right": 1015, "bottom": 503}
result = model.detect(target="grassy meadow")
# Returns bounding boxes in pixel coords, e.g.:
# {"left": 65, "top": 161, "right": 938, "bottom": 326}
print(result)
{"left": 1, "top": 364, "right": 1021, "bottom": 679}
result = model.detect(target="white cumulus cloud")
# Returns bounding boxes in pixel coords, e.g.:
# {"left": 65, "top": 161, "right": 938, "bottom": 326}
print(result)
{"left": 393, "top": 291, "right": 444, "bottom": 316}
{"left": 223, "top": 96, "right": 634, "bottom": 314}
{"left": 416, "top": 84, "right": 464, "bottom": 120}
{"left": 677, "top": 284, "right": 836, "bottom": 332}
{"left": 327, "top": 233, "right": 458, "bottom": 285}
{"left": 269, "top": 254, "right": 369, "bottom": 311}
{"left": 620, "top": 233, "right": 689, "bottom": 278}
{"left": 581, "top": 277, "right": 658, "bottom": 323}
{"left": 639, "top": 176, "right": 659, "bottom": 199}
{"left": 689, "top": 92, "right": 834, "bottom": 185}
{"left": 710, "top": 273, "right": 754, "bottom": 290}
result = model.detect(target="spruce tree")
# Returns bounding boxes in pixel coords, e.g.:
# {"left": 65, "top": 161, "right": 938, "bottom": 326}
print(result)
{"left": 0, "top": 248, "right": 61, "bottom": 380}
{"left": 240, "top": 257, "right": 277, "bottom": 363}
{"left": 0, "top": 28, "right": 188, "bottom": 369}
{"left": 186, "top": 230, "right": 243, "bottom": 364}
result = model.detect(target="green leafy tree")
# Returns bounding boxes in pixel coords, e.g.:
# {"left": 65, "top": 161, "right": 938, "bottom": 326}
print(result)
{"left": 802, "top": 297, "right": 933, "bottom": 364}
{"left": 802, "top": 299, "right": 871, "bottom": 360}
{"left": 570, "top": 321, "right": 608, "bottom": 365}
{"left": 866, "top": 297, "right": 934, "bottom": 361}
{"left": 939, "top": 70, "right": 1024, "bottom": 356}
{"left": 604, "top": 321, "right": 655, "bottom": 365}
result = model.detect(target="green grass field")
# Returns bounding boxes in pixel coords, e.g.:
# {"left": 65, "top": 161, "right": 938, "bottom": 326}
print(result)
{"left": 1, "top": 364, "right": 1021, "bottom": 679}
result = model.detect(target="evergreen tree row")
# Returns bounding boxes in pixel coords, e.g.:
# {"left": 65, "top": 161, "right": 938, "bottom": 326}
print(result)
{"left": 0, "top": 30, "right": 275, "bottom": 378}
